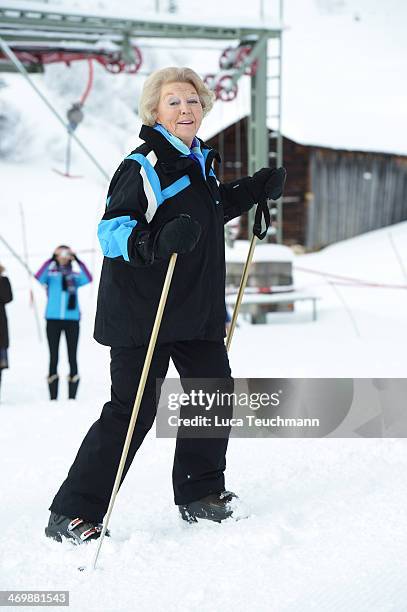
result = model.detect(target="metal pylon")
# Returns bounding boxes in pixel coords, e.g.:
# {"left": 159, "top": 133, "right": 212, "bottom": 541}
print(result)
{"left": 247, "top": 0, "right": 284, "bottom": 243}
{"left": 266, "top": 0, "right": 284, "bottom": 243}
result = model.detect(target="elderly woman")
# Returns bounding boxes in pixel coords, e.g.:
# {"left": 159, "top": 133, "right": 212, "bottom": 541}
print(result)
{"left": 45, "top": 66, "right": 286, "bottom": 544}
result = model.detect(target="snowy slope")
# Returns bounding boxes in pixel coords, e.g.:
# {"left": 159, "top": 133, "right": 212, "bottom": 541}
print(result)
{"left": 1, "top": 415, "right": 407, "bottom": 612}
{"left": 1, "top": 13, "right": 407, "bottom": 611}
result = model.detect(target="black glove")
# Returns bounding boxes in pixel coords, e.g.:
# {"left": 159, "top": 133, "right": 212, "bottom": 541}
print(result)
{"left": 249, "top": 167, "right": 287, "bottom": 203}
{"left": 154, "top": 214, "right": 201, "bottom": 259}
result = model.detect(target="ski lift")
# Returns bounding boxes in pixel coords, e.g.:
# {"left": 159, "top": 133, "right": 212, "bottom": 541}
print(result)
{"left": 214, "top": 73, "right": 238, "bottom": 102}
{"left": 219, "top": 47, "right": 238, "bottom": 70}
{"left": 0, "top": 41, "right": 143, "bottom": 75}
{"left": 203, "top": 73, "right": 216, "bottom": 90}
{"left": 102, "top": 49, "right": 142, "bottom": 74}
{"left": 53, "top": 102, "right": 84, "bottom": 179}
{"left": 204, "top": 72, "right": 238, "bottom": 102}
{"left": 219, "top": 44, "right": 258, "bottom": 76}
{"left": 53, "top": 59, "right": 92, "bottom": 179}
{"left": 204, "top": 42, "right": 260, "bottom": 103}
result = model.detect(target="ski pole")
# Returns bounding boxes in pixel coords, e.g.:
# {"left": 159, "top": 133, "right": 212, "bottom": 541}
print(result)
{"left": 19, "top": 203, "right": 42, "bottom": 342}
{"left": 225, "top": 234, "right": 257, "bottom": 351}
{"left": 88, "top": 252, "right": 178, "bottom": 572}
{"left": 226, "top": 195, "right": 271, "bottom": 352}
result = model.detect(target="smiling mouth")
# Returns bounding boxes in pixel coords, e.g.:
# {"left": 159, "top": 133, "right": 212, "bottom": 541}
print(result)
{"left": 177, "top": 120, "right": 194, "bottom": 125}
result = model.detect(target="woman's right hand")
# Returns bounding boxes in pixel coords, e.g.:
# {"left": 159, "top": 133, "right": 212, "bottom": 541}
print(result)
{"left": 154, "top": 214, "right": 201, "bottom": 259}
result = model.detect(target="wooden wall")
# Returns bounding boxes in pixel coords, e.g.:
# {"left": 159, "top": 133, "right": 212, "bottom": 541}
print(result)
{"left": 307, "top": 148, "right": 407, "bottom": 248}
{"left": 207, "top": 117, "right": 310, "bottom": 245}
{"left": 206, "top": 117, "right": 407, "bottom": 249}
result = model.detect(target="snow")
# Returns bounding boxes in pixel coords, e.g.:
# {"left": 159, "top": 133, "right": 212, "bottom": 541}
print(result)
{"left": 1, "top": 6, "right": 407, "bottom": 610}
{"left": 225, "top": 240, "right": 293, "bottom": 263}
{"left": 2, "top": 412, "right": 407, "bottom": 611}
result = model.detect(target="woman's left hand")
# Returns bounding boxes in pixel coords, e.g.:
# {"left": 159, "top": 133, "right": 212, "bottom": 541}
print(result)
{"left": 250, "top": 166, "right": 287, "bottom": 203}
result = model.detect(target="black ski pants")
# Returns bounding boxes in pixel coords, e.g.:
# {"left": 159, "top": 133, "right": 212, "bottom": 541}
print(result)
{"left": 49, "top": 339, "right": 234, "bottom": 523}
{"left": 46, "top": 319, "right": 79, "bottom": 377}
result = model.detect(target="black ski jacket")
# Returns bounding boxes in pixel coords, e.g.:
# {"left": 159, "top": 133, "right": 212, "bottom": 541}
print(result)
{"left": 0, "top": 276, "right": 12, "bottom": 348}
{"left": 94, "top": 124, "right": 258, "bottom": 347}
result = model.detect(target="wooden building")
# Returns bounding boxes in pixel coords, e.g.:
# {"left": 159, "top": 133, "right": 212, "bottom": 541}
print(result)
{"left": 207, "top": 117, "right": 407, "bottom": 250}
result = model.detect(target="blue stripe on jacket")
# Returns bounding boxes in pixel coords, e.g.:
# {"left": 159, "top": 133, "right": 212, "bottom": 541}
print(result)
{"left": 98, "top": 215, "right": 137, "bottom": 261}
{"left": 161, "top": 175, "right": 191, "bottom": 200}
{"left": 99, "top": 158, "right": 192, "bottom": 262}
{"left": 125, "top": 153, "right": 163, "bottom": 206}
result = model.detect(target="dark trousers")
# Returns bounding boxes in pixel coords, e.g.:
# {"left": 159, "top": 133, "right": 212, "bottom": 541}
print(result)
{"left": 46, "top": 320, "right": 79, "bottom": 377}
{"left": 49, "top": 339, "right": 233, "bottom": 523}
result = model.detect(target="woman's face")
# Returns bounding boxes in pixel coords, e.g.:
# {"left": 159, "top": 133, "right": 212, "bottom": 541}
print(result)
{"left": 55, "top": 247, "right": 72, "bottom": 266}
{"left": 155, "top": 81, "right": 203, "bottom": 147}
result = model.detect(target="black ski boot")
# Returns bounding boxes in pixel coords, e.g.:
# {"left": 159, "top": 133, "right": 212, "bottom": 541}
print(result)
{"left": 68, "top": 374, "right": 80, "bottom": 399}
{"left": 45, "top": 511, "right": 109, "bottom": 545}
{"left": 48, "top": 375, "right": 59, "bottom": 400}
{"left": 178, "top": 490, "right": 237, "bottom": 524}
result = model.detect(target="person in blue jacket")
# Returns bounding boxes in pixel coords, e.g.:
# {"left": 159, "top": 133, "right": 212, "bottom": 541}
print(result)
{"left": 35, "top": 245, "right": 92, "bottom": 400}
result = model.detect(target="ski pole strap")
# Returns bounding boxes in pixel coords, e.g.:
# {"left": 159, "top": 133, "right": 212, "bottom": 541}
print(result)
{"left": 252, "top": 196, "right": 271, "bottom": 240}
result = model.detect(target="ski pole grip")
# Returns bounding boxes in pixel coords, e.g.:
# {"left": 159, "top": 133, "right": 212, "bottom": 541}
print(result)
{"left": 253, "top": 196, "right": 271, "bottom": 240}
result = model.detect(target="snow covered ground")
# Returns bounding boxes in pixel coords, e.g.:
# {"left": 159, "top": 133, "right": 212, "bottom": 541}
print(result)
{"left": 1, "top": 3, "right": 407, "bottom": 608}
{"left": 1, "top": 418, "right": 407, "bottom": 611}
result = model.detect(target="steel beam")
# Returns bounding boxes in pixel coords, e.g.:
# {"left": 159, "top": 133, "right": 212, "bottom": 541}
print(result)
{"left": 248, "top": 35, "right": 268, "bottom": 228}
{"left": 0, "top": 4, "right": 280, "bottom": 41}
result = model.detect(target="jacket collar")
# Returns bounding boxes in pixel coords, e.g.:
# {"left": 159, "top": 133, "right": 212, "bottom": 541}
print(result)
{"left": 152, "top": 122, "right": 195, "bottom": 156}
{"left": 139, "top": 124, "right": 221, "bottom": 174}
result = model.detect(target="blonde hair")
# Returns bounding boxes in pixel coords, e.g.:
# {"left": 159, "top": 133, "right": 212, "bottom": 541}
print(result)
{"left": 139, "top": 66, "right": 215, "bottom": 126}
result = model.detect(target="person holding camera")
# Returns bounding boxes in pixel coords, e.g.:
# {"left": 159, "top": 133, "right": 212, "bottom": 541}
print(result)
{"left": 34, "top": 246, "right": 92, "bottom": 400}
